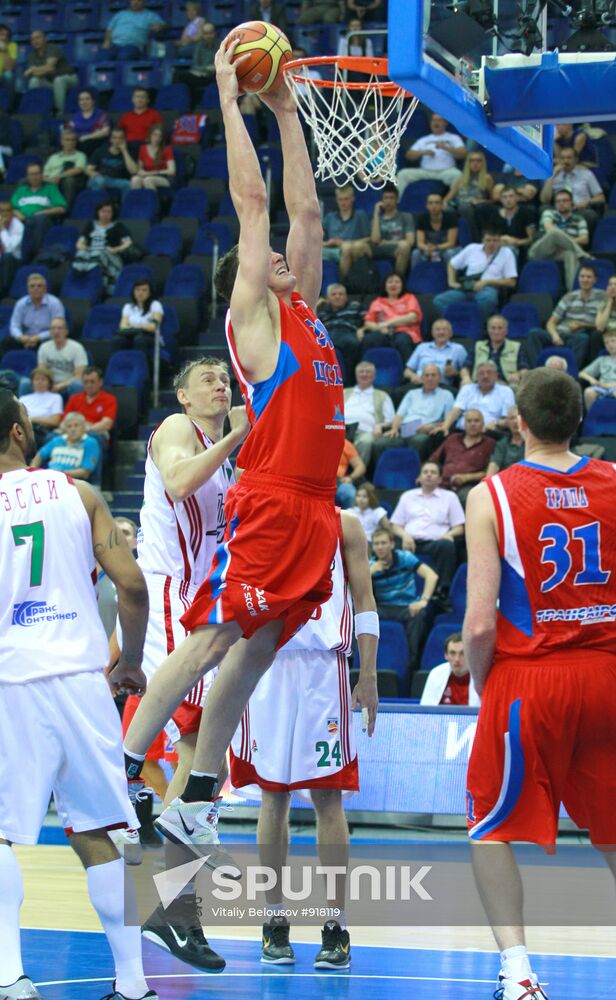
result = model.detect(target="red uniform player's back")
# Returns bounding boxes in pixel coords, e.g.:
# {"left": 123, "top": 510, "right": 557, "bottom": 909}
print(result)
{"left": 487, "top": 456, "right": 616, "bottom": 661}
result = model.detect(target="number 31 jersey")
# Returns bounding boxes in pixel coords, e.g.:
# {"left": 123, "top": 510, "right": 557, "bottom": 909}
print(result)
{"left": 487, "top": 457, "right": 616, "bottom": 660}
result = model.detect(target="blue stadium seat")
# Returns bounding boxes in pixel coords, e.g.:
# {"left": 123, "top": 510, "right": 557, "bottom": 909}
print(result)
{"left": 591, "top": 217, "right": 616, "bottom": 252}
{"left": 113, "top": 264, "right": 155, "bottom": 297}
{"left": 195, "top": 147, "right": 229, "bottom": 180}
{"left": 1, "top": 349, "right": 37, "bottom": 376}
{"left": 119, "top": 62, "right": 162, "bottom": 90}
{"left": 61, "top": 267, "right": 103, "bottom": 303}
{"left": 40, "top": 224, "right": 80, "bottom": 259}
{"left": 592, "top": 136, "right": 614, "bottom": 187}
{"left": 192, "top": 222, "right": 234, "bottom": 255}
{"left": 518, "top": 260, "right": 561, "bottom": 300}
{"left": 108, "top": 85, "right": 136, "bottom": 113}
{"left": 144, "top": 224, "right": 182, "bottom": 262}
{"left": 170, "top": 187, "right": 208, "bottom": 220}
{"left": 434, "top": 562, "right": 467, "bottom": 626}
{"left": 163, "top": 264, "right": 205, "bottom": 299}
{"left": 362, "top": 347, "right": 404, "bottom": 388}
{"left": 321, "top": 260, "right": 340, "bottom": 292}
{"left": 30, "top": 5, "right": 64, "bottom": 32}
{"left": 120, "top": 190, "right": 159, "bottom": 222}
{"left": 581, "top": 396, "right": 616, "bottom": 436}
{"left": 501, "top": 302, "right": 539, "bottom": 340}
{"left": 63, "top": 5, "right": 99, "bottom": 32}
{"left": 105, "top": 350, "right": 149, "bottom": 392}
{"left": 407, "top": 260, "right": 447, "bottom": 294}
{"left": 81, "top": 304, "right": 122, "bottom": 341}
{"left": 444, "top": 300, "right": 483, "bottom": 340}
{"left": 72, "top": 33, "right": 106, "bottom": 63}
{"left": 375, "top": 620, "right": 410, "bottom": 695}
{"left": 160, "top": 303, "right": 179, "bottom": 364}
{"left": 83, "top": 62, "right": 119, "bottom": 94}
{"left": 399, "top": 180, "right": 445, "bottom": 214}
{"left": 534, "top": 346, "right": 578, "bottom": 378}
{"left": 456, "top": 217, "right": 472, "bottom": 246}
{"left": 573, "top": 258, "right": 614, "bottom": 288}
{"left": 420, "top": 624, "right": 457, "bottom": 672}
{"left": 5, "top": 154, "right": 42, "bottom": 186}
{"left": 155, "top": 83, "right": 191, "bottom": 112}
{"left": 70, "top": 189, "right": 109, "bottom": 219}
{"left": 373, "top": 448, "right": 421, "bottom": 490}
{"left": 0, "top": 7, "right": 29, "bottom": 34}
{"left": 10, "top": 265, "right": 51, "bottom": 300}
{"left": 198, "top": 82, "right": 220, "bottom": 109}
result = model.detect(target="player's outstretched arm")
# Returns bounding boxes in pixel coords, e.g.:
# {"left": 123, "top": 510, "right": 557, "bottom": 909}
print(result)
{"left": 260, "top": 84, "right": 323, "bottom": 311}
{"left": 341, "top": 511, "right": 378, "bottom": 737}
{"left": 463, "top": 482, "right": 501, "bottom": 695}
{"left": 153, "top": 408, "right": 249, "bottom": 503}
{"left": 75, "top": 481, "right": 149, "bottom": 694}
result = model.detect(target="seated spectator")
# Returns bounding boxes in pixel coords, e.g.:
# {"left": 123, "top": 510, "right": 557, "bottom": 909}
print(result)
{"left": 396, "top": 113, "right": 466, "bottom": 198}
{"left": 11, "top": 163, "right": 66, "bottom": 254}
{"left": 404, "top": 318, "right": 470, "bottom": 388}
{"left": 2, "top": 273, "right": 65, "bottom": 352}
{"left": 42, "top": 129, "right": 87, "bottom": 207}
{"left": 375, "top": 364, "right": 454, "bottom": 460}
{"left": 440, "top": 360, "right": 515, "bottom": 436}
{"left": 390, "top": 460, "right": 464, "bottom": 592}
{"left": 595, "top": 274, "right": 616, "bottom": 338}
{"left": 298, "top": 0, "right": 345, "bottom": 25}
{"left": 343, "top": 360, "right": 395, "bottom": 466}
{"left": 64, "top": 365, "right": 118, "bottom": 442}
{"left": 433, "top": 230, "right": 517, "bottom": 320}
{"left": 485, "top": 404, "right": 524, "bottom": 476}
{"left": 34, "top": 317, "right": 87, "bottom": 399}
{"left": 526, "top": 263, "right": 604, "bottom": 369}
{"left": 540, "top": 147, "right": 605, "bottom": 228}
{"left": 67, "top": 90, "right": 111, "bottom": 157}
{"left": 248, "top": 0, "right": 289, "bottom": 31}
{"left": 173, "top": 21, "right": 218, "bottom": 107}
{"left": 175, "top": 1, "right": 205, "bottom": 54}
{"left": 23, "top": 30, "right": 78, "bottom": 114}
{"left": 420, "top": 632, "right": 479, "bottom": 706}
{"left": 579, "top": 331, "right": 616, "bottom": 410}
{"left": 411, "top": 192, "right": 459, "bottom": 268}
{"left": 487, "top": 185, "right": 535, "bottom": 260}
{"left": 73, "top": 200, "right": 132, "bottom": 295}
{"left": 322, "top": 184, "right": 370, "bottom": 281}
{"left": 119, "top": 87, "right": 163, "bottom": 151}
{"left": 554, "top": 122, "right": 595, "bottom": 167}
{"left": 492, "top": 168, "right": 538, "bottom": 204}
{"left": 103, "top": 0, "right": 166, "bottom": 60}
{"left": 31, "top": 411, "right": 101, "bottom": 480}
{"left": 337, "top": 17, "right": 374, "bottom": 57}
{"left": 87, "top": 126, "right": 138, "bottom": 196}
{"left": 0, "top": 23, "right": 17, "bottom": 86}
{"left": 336, "top": 437, "right": 366, "bottom": 508}
{"left": 350, "top": 482, "right": 391, "bottom": 542}
{"left": 367, "top": 183, "right": 414, "bottom": 277}
{"left": 430, "top": 408, "right": 496, "bottom": 505}
{"left": 0, "top": 201, "right": 24, "bottom": 299}
{"left": 527, "top": 189, "right": 589, "bottom": 291}
{"left": 361, "top": 274, "right": 423, "bottom": 363}
{"left": 347, "top": 0, "right": 385, "bottom": 21}
{"left": 443, "top": 150, "right": 494, "bottom": 240}
{"left": 370, "top": 527, "right": 439, "bottom": 676}
{"left": 544, "top": 354, "right": 568, "bottom": 372}
{"left": 19, "top": 365, "right": 62, "bottom": 447}
{"left": 114, "top": 279, "right": 163, "bottom": 354}
{"left": 316, "top": 282, "right": 363, "bottom": 380}
{"left": 470, "top": 314, "right": 528, "bottom": 389}
{"left": 131, "top": 125, "right": 175, "bottom": 190}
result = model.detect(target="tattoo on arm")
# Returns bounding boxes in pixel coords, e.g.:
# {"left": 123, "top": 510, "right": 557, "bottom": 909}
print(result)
{"left": 94, "top": 527, "right": 123, "bottom": 557}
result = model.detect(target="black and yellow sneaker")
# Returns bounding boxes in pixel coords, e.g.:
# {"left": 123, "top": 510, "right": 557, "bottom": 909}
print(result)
{"left": 314, "top": 920, "right": 351, "bottom": 970}
{"left": 260, "top": 915, "right": 295, "bottom": 964}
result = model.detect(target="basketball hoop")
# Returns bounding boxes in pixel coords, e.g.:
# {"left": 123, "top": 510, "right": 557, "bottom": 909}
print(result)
{"left": 283, "top": 56, "right": 418, "bottom": 191}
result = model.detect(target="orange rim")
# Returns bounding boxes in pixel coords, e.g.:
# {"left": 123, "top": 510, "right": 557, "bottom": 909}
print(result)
{"left": 283, "top": 55, "right": 413, "bottom": 96}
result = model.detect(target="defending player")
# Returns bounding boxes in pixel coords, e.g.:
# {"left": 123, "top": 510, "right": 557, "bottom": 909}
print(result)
{"left": 123, "top": 39, "right": 347, "bottom": 847}
{"left": 230, "top": 509, "right": 378, "bottom": 969}
{"left": 0, "top": 391, "right": 155, "bottom": 1000}
{"left": 463, "top": 368, "right": 616, "bottom": 1000}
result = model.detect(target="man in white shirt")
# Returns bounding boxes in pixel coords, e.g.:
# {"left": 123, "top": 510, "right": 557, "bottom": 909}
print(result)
{"left": 37, "top": 316, "right": 87, "bottom": 398}
{"left": 390, "top": 460, "right": 465, "bottom": 592}
{"left": 343, "top": 360, "right": 395, "bottom": 465}
{"left": 375, "top": 364, "right": 454, "bottom": 460}
{"left": 433, "top": 230, "right": 518, "bottom": 319}
{"left": 420, "top": 632, "right": 480, "bottom": 706}
{"left": 0, "top": 201, "right": 24, "bottom": 300}
{"left": 396, "top": 113, "right": 466, "bottom": 197}
{"left": 441, "top": 361, "right": 515, "bottom": 434}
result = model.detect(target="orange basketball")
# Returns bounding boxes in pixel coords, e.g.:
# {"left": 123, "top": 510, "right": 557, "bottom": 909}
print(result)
{"left": 224, "top": 20, "right": 292, "bottom": 94}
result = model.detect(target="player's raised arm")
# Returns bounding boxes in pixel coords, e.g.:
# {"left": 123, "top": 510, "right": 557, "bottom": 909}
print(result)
{"left": 462, "top": 482, "right": 501, "bottom": 695}
{"left": 260, "top": 79, "right": 323, "bottom": 311}
{"left": 341, "top": 511, "right": 379, "bottom": 736}
{"left": 152, "top": 410, "right": 248, "bottom": 503}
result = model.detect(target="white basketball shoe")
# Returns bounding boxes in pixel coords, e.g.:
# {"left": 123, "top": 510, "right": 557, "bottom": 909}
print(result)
{"left": 495, "top": 973, "right": 549, "bottom": 999}
{"left": 0, "top": 975, "right": 43, "bottom": 999}
{"left": 154, "top": 797, "right": 240, "bottom": 876}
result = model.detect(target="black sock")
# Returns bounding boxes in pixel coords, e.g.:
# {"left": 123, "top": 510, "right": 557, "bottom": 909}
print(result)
{"left": 124, "top": 751, "right": 144, "bottom": 780}
{"left": 181, "top": 773, "right": 218, "bottom": 803}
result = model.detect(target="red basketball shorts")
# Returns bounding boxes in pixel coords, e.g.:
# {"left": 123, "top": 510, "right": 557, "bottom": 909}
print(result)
{"left": 466, "top": 653, "right": 616, "bottom": 850}
{"left": 181, "top": 471, "right": 338, "bottom": 649}
{"left": 122, "top": 695, "right": 177, "bottom": 763}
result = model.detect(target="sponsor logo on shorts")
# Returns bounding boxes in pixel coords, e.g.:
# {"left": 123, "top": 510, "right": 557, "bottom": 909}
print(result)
{"left": 241, "top": 584, "right": 270, "bottom": 617}
{"left": 251, "top": 739, "right": 258, "bottom": 753}
{"left": 327, "top": 718, "right": 338, "bottom": 735}
{"left": 12, "top": 601, "right": 78, "bottom": 627}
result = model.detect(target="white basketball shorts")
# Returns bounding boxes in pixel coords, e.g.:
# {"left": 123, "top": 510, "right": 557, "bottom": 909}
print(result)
{"left": 230, "top": 648, "right": 358, "bottom": 793}
{"left": 0, "top": 671, "right": 137, "bottom": 845}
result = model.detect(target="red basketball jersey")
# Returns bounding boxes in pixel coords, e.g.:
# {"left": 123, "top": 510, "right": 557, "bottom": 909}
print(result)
{"left": 487, "top": 456, "right": 616, "bottom": 659}
{"left": 225, "top": 292, "right": 345, "bottom": 487}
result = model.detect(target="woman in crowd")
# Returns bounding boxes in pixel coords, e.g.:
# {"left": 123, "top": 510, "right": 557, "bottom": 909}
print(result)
{"left": 361, "top": 273, "right": 423, "bottom": 363}
{"left": 443, "top": 150, "right": 494, "bottom": 240}
{"left": 73, "top": 199, "right": 132, "bottom": 294}
{"left": 115, "top": 279, "right": 164, "bottom": 356}
{"left": 19, "top": 366, "right": 62, "bottom": 447}
{"left": 350, "top": 482, "right": 391, "bottom": 542}
{"left": 67, "top": 89, "right": 111, "bottom": 156}
{"left": 131, "top": 124, "right": 176, "bottom": 191}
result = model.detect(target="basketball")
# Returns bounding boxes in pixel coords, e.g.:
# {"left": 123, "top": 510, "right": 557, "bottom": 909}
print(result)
{"left": 224, "top": 20, "right": 293, "bottom": 94}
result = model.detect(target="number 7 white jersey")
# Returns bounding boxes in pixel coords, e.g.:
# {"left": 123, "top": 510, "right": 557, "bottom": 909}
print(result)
{"left": 0, "top": 469, "right": 109, "bottom": 684}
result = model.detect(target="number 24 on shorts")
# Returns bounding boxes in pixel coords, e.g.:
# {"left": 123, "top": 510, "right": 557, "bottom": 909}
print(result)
{"left": 316, "top": 740, "right": 341, "bottom": 768}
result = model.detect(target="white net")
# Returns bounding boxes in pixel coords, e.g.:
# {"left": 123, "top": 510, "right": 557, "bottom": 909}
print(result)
{"left": 284, "top": 60, "right": 419, "bottom": 191}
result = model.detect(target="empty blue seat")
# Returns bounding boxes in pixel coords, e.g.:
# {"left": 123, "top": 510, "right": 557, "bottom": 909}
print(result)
{"left": 534, "top": 346, "right": 578, "bottom": 378}
{"left": 420, "top": 623, "right": 457, "bottom": 672}
{"left": 81, "top": 304, "right": 122, "bottom": 341}
{"left": 199, "top": 82, "right": 220, "bottom": 108}
{"left": 591, "top": 217, "right": 616, "bottom": 252}
{"left": 144, "top": 224, "right": 182, "bottom": 262}
{"left": 376, "top": 620, "right": 410, "bottom": 695}
{"left": 170, "top": 187, "right": 208, "bottom": 219}
{"left": 362, "top": 347, "right": 404, "bottom": 388}
{"left": 1, "top": 349, "right": 37, "bottom": 376}
{"left": 434, "top": 563, "right": 467, "bottom": 627}
{"left": 70, "top": 189, "right": 109, "bottom": 220}
{"left": 155, "top": 83, "right": 191, "bottom": 112}
{"left": 373, "top": 448, "right": 421, "bottom": 490}
{"left": 582, "top": 396, "right": 616, "bottom": 436}
{"left": 61, "top": 267, "right": 103, "bottom": 303}
{"left": 105, "top": 349, "right": 149, "bottom": 392}
{"left": 10, "top": 265, "right": 51, "bottom": 300}
{"left": 164, "top": 264, "right": 205, "bottom": 298}
{"left": 0, "top": 7, "right": 29, "bottom": 34}
{"left": 108, "top": 85, "right": 135, "bottom": 113}
{"left": 444, "top": 300, "right": 484, "bottom": 340}
{"left": 63, "top": 5, "right": 99, "bottom": 32}
{"left": 191, "top": 222, "right": 234, "bottom": 256}
{"left": 113, "top": 264, "right": 155, "bottom": 298}
{"left": 399, "top": 180, "right": 445, "bottom": 214}
{"left": 119, "top": 62, "right": 162, "bottom": 90}
{"left": 195, "top": 147, "right": 229, "bottom": 180}
{"left": 407, "top": 260, "right": 447, "bottom": 294}
{"left": 518, "top": 260, "right": 561, "bottom": 300}
{"left": 72, "top": 33, "right": 106, "bottom": 63}
{"left": 120, "top": 190, "right": 159, "bottom": 222}
{"left": 160, "top": 303, "right": 179, "bottom": 364}
{"left": 83, "top": 62, "right": 119, "bottom": 93}
{"left": 40, "top": 224, "right": 80, "bottom": 259}
{"left": 501, "top": 302, "right": 539, "bottom": 340}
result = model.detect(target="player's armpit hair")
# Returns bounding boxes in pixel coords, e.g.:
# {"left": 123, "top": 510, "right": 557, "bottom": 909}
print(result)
{"left": 214, "top": 244, "right": 239, "bottom": 302}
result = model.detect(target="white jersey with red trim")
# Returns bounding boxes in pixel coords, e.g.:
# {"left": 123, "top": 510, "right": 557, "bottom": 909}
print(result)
{"left": 137, "top": 419, "right": 234, "bottom": 584}
{"left": 282, "top": 532, "right": 352, "bottom": 654}
{"left": 0, "top": 468, "right": 108, "bottom": 683}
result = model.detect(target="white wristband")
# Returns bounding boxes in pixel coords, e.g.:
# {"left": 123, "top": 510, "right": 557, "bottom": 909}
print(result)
{"left": 354, "top": 611, "right": 380, "bottom": 638}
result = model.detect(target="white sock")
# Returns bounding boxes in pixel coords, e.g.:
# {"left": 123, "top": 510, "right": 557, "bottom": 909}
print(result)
{"left": 0, "top": 845, "right": 24, "bottom": 986}
{"left": 336, "top": 909, "right": 347, "bottom": 930}
{"left": 87, "top": 859, "right": 148, "bottom": 999}
{"left": 501, "top": 944, "right": 532, "bottom": 981}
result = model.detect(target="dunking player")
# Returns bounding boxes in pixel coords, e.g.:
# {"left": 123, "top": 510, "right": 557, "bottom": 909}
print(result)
{"left": 230, "top": 509, "right": 378, "bottom": 969}
{"left": 0, "top": 391, "right": 156, "bottom": 1000}
{"left": 123, "top": 39, "right": 347, "bottom": 847}
{"left": 463, "top": 368, "right": 616, "bottom": 1000}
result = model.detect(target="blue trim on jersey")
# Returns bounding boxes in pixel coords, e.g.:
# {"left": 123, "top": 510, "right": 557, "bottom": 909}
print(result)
{"left": 519, "top": 456, "right": 590, "bottom": 475}
{"left": 469, "top": 699, "right": 525, "bottom": 840}
{"left": 498, "top": 559, "right": 534, "bottom": 637}
{"left": 250, "top": 342, "right": 301, "bottom": 420}
{"left": 206, "top": 514, "right": 239, "bottom": 621}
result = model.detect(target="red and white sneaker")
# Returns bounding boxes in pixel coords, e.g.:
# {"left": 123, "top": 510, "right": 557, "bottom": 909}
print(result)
{"left": 109, "top": 826, "right": 143, "bottom": 866}
{"left": 495, "top": 974, "right": 549, "bottom": 1000}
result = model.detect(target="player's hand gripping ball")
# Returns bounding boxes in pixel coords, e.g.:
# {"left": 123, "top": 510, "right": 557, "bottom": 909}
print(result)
{"left": 224, "top": 20, "right": 292, "bottom": 94}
